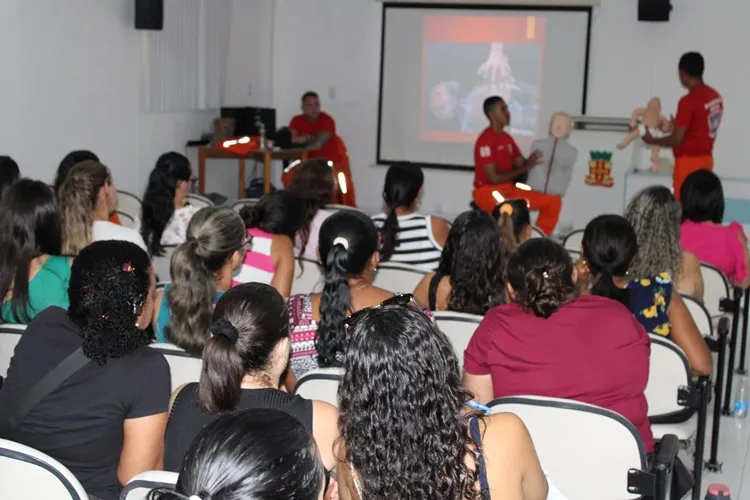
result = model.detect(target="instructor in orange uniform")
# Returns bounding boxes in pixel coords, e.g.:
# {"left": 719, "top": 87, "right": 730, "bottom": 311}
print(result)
{"left": 289, "top": 91, "right": 339, "bottom": 161}
{"left": 473, "top": 96, "right": 561, "bottom": 235}
{"left": 643, "top": 52, "right": 723, "bottom": 200}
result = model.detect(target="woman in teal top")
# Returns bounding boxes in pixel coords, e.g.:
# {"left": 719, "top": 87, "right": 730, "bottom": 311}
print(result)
{"left": 0, "top": 180, "right": 70, "bottom": 324}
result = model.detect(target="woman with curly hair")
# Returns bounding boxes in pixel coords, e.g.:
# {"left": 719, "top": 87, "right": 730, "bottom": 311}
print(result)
{"left": 53, "top": 150, "right": 122, "bottom": 225}
{"left": 288, "top": 158, "right": 336, "bottom": 261}
{"left": 0, "top": 241, "right": 170, "bottom": 500}
{"left": 463, "top": 238, "right": 654, "bottom": 453}
{"left": 336, "top": 306, "right": 547, "bottom": 500}
{"left": 413, "top": 209, "right": 505, "bottom": 313}
{"left": 286, "top": 210, "right": 393, "bottom": 377}
{"left": 153, "top": 206, "right": 247, "bottom": 354}
{"left": 140, "top": 152, "right": 198, "bottom": 256}
{"left": 625, "top": 185, "right": 704, "bottom": 300}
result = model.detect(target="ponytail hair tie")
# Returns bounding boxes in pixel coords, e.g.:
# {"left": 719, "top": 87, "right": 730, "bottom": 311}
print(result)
{"left": 211, "top": 318, "right": 239, "bottom": 344}
{"left": 332, "top": 237, "right": 349, "bottom": 250}
{"left": 499, "top": 203, "right": 514, "bottom": 216}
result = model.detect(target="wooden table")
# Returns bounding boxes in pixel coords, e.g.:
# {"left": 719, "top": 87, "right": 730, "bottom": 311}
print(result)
{"left": 197, "top": 147, "right": 308, "bottom": 199}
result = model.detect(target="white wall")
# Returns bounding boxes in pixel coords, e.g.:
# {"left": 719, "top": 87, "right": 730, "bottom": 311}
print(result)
{"left": 0, "top": 0, "right": 216, "bottom": 194}
{"left": 225, "top": 0, "right": 750, "bottom": 216}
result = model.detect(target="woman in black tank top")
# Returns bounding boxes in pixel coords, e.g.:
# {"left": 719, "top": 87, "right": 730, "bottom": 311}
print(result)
{"left": 163, "top": 283, "right": 339, "bottom": 472}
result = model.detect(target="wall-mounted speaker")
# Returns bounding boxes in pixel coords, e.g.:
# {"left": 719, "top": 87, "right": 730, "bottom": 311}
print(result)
{"left": 638, "top": 0, "right": 672, "bottom": 22}
{"left": 135, "top": 0, "right": 164, "bottom": 31}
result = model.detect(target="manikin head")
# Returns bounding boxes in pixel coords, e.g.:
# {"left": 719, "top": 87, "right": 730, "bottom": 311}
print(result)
{"left": 301, "top": 91, "right": 321, "bottom": 121}
{"left": 678, "top": 52, "right": 704, "bottom": 89}
{"left": 483, "top": 96, "right": 510, "bottom": 128}
{"left": 549, "top": 112, "right": 573, "bottom": 139}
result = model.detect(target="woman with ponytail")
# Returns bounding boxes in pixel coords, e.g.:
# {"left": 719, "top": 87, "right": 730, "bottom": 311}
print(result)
{"left": 234, "top": 191, "right": 301, "bottom": 297}
{"left": 286, "top": 211, "right": 393, "bottom": 377}
{"left": 288, "top": 158, "right": 336, "bottom": 261}
{"left": 163, "top": 283, "right": 338, "bottom": 472}
{"left": 140, "top": 152, "right": 197, "bottom": 256}
{"left": 579, "top": 214, "right": 712, "bottom": 376}
{"left": 371, "top": 163, "right": 448, "bottom": 271}
{"left": 492, "top": 198, "right": 532, "bottom": 258}
{"left": 463, "top": 237, "right": 655, "bottom": 453}
{"left": 152, "top": 206, "right": 247, "bottom": 354}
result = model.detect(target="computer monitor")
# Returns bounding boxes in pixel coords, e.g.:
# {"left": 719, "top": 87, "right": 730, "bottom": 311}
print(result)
{"left": 220, "top": 107, "right": 277, "bottom": 138}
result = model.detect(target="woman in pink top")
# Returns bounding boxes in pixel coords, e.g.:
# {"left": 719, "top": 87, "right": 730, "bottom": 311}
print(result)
{"left": 235, "top": 192, "right": 300, "bottom": 297}
{"left": 680, "top": 169, "right": 750, "bottom": 288}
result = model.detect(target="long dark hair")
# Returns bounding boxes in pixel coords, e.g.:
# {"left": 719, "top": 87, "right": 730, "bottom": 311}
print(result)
{"left": 492, "top": 199, "right": 531, "bottom": 257}
{"left": 506, "top": 238, "right": 577, "bottom": 318}
{"left": 583, "top": 215, "right": 637, "bottom": 308}
{"left": 288, "top": 159, "right": 334, "bottom": 257}
{"left": 436, "top": 210, "right": 505, "bottom": 315}
{"left": 239, "top": 191, "right": 304, "bottom": 238}
{"left": 198, "top": 283, "right": 289, "bottom": 413}
{"left": 68, "top": 241, "right": 151, "bottom": 364}
{"left": 54, "top": 150, "right": 99, "bottom": 195}
{"left": 0, "top": 156, "right": 20, "bottom": 201}
{"left": 317, "top": 211, "right": 379, "bottom": 367}
{"left": 380, "top": 163, "right": 424, "bottom": 261}
{"left": 339, "top": 306, "right": 479, "bottom": 499}
{"left": 148, "top": 410, "right": 324, "bottom": 500}
{"left": 0, "top": 180, "right": 62, "bottom": 323}
{"left": 680, "top": 169, "right": 724, "bottom": 224}
{"left": 167, "top": 206, "right": 246, "bottom": 355}
{"left": 141, "top": 152, "right": 192, "bottom": 256}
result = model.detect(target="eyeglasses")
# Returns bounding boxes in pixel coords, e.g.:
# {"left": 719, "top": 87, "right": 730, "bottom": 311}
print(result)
{"left": 344, "top": 293, "right": 416, "bottom": 329}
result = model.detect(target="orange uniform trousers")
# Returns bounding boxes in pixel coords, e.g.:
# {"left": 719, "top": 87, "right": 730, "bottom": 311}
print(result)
{"left": 473, "top": 183, "right": 562, "bottom": 235}
{"left": 673, "top": 155, "right": 713, "bottom": 201}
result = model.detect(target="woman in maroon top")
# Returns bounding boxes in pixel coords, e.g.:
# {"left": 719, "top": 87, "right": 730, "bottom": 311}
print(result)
{"left": 463, "top": 238, "right": 654, "bottom": 452}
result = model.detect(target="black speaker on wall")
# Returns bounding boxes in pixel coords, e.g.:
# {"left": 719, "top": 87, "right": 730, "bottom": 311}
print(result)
{"left": 135, "top": 0, "right": 164, "bottom": 30}
{"left": 638, "top": 0, "right": 672, "bottom": 22}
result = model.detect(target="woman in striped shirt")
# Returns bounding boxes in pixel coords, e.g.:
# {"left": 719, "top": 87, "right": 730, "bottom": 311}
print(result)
{"left": 371, "top": 163, "right": 449, "bottom": 272}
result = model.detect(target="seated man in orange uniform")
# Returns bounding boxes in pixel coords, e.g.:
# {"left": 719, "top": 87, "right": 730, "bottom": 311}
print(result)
{"left": 473, "top": 96, "right": 561, "bottom": 235}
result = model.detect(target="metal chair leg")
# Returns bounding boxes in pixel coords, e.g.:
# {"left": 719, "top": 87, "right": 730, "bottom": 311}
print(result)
{"left": 707, "top": 317, "right": 729, "bottom": 471}
{"left": 691, "top": 377, "right": 709, "bottom": 500}
{"left": 722, "top": 289, "right": 742, "bottom": 415}
{"left": 738, "top": 288, "right": 749, "bottom": 373}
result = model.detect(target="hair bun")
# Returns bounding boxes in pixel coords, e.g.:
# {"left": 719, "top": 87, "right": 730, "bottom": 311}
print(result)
{"left": 211, "top": 318, "right": 239, "bottom": 344}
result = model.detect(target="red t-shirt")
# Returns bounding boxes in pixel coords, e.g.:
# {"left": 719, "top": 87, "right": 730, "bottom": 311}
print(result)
{"left": 673, "top": 84, "right": 723, "bottom": 158}
{"left": 473, "top": 127, "right": 522, "bottom": 187}
{"left": 289, "top": 111, "right": 338, "bottom": 162}
{"left": 464, "top": 295, "right": 654, "bottom": 451}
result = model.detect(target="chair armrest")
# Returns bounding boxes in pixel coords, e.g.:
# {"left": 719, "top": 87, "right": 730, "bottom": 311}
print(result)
{"left": 653, "top": 434, "right": 680, "bottom": 500}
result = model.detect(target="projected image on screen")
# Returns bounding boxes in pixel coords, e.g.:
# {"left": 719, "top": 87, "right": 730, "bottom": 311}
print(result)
{"left": 420, "top": 16, "right": 545, "bottom": 144}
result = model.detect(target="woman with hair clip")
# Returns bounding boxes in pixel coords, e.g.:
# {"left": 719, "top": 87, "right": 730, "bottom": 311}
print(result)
{"left": 152, "top": 410, "right": 332, "bottom": 500}
{"left": 492, "top": 198, "right": 532, "bottom": 258}
{"left": 371, "top": 163, "right": 448, "bottom": 271}
{"left": 0, "top": 241, "right": 170, "bottom": 500}
{"left": 234, "top": 191, "right": 302, "bottom": 297}
{"left": 463, "top": 238, "right": 654, "bottom": 453}
{"left": 335, "top": 305, "right": 548, "bottom": 500}
{"left": 286, "top": 210, "right": 393, "bottom": 377}
{"left": 59, "top": 160, "right": 146, "bottom": 254}
{"left": 0, "top": 179, "right": 70, "bottom": 324}
{"left": 625, "top": 185, "right": 704, "bottom": 300}
{"left": 413, "top": 209, "right": 505, "bottom": 314}
{"left": 578, "top": 214, "right": 712, "bottom": 376}
{"left": 54, "top": 150, "right": 122, "bottom": 225}
{"left": 288, "top": 158, "right": 336, "bottom": 261}
{"left": 152, "top": 206, "right": 247, "bottom": 354}
{"left": 140, "top": 152, "right": 198, "bottom": 256}
{"left": 163, "top": 283, "right": 338, "bottom": 472}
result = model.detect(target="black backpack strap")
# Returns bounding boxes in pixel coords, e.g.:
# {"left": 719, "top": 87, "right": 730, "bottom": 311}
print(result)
{"left": 3, "top": 347, "right": 90, "bottom": 430}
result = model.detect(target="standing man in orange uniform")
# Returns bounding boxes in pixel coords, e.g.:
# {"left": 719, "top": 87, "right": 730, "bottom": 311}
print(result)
{"left": 643, "top": 52, "right": 723, "bottom": 200}
{"left": 473, "top": 96, "right": 561, "bottom": 235}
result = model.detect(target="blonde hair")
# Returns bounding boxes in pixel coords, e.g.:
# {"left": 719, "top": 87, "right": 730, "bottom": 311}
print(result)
{"left": 59, "top": 160, "right": 111, "bottom": 255}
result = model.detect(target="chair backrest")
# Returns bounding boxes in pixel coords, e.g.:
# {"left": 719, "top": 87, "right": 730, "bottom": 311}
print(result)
{"left": 529, "top": 225, "right": 546, "bottom": 239}
{"left": 562, "top": 229, "right": 584, "bottom": 251}
{"left": 645, "top": 334, "right": 691, "bottom": 418}
{"left": 148, "top": 343, "right": 202, "bottom": 392}
{"left": 231, "top": 198, "right": 260, "bottom": 212}
{"left": 0, "top": 438, "right": 88, "bottom": 500}
{"left": 0, "top": 324, "right": 25, "bottom": 378}
{"left": 291, "top": 258, "right": 325, "bottom": 295}
{"left": 567, "top": 249, "right": 581, "bottom": 261}
{"left": 294, "top": 367, "right": 344, "bottom": 408}
{"left": 186, "top": 193, "right": 215, "bottom": 209}
{"left": 372, "top": 262, "right": 426, "bottom": 293}
{"left": 323, "top": 204, "right": 364, "bottom": 214}
{"left": 489, "top": 396, "right": 646, "bottom": 500}
{"left": 116, "top": 190, "right": 142, "bottom": 221}
{"left": 432, "top": 311, "right": 482, "bottom": 368}
{"left": 117, "top": 210, "right": 137, "bottom": 229}
{"left": 681, "top": 293, "right": 714, "bottom": 339}
{"left": 700, "top": 263, "right": 731, "bottom": 318}
{"left": 121, "top": 470, "right": 179, "bottom": 500}
{"left": 151, "top": 245, "right": 177, "bottom": 283}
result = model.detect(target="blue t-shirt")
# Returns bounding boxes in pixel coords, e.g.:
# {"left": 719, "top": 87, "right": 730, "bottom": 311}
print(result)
{"left": 1, "top": 255, "right": 71, "bottom": 324}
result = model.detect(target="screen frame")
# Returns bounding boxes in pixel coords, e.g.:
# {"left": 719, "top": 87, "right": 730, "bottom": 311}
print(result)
{"left": 376, "top": 2, "right": 593, "bottom": 171}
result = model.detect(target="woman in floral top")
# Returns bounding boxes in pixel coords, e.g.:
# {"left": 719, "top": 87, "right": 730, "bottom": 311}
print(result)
{"left": 578, "top": 215, "right": 712, "bottom": 376}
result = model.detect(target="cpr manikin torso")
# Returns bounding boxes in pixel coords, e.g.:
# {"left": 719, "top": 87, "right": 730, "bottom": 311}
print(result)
{"left": 526, "top": 112, "right": 578, "bottom": 196}
{"left": 617, "top": 97, "right": 673, "bottom": 171}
